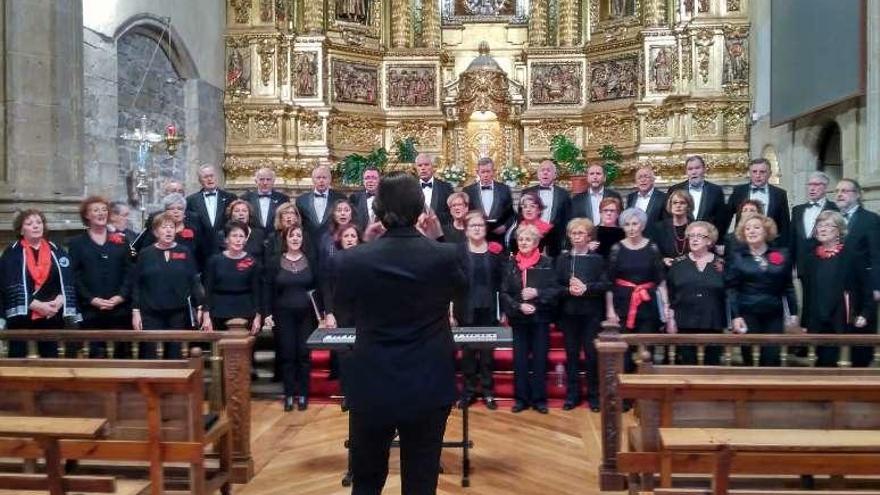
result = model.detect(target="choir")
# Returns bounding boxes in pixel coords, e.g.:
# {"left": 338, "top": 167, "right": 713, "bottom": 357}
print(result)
{"left": 1, "top": 155, "right": 878, "bottom": 414}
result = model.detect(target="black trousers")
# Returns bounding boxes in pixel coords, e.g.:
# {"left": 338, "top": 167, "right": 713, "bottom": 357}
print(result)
{"left": 139, "top": 308, "right": 188, "bottom": 359}
{"left": 350, "top": 405, "right": 451, "bottom": 495}
{"left": 82, "top": 311, "right": 132, "bottom": 358}
{"left": 7, "top": 314, "right": 65, "bottom": 358}
{"left": 559, "top": 313, "right": 602, "bottom": 404}
{"left": 275, "top": 308, "right": 312, "bottom": 398}
{"left": 740, "top": 309, "right": 783, "bottom": 366}
{"left": 512, "top": 320, "right": 549, "bottom": 407}
{"left": 460, "top": 308, "right": 496, "bottom": 397}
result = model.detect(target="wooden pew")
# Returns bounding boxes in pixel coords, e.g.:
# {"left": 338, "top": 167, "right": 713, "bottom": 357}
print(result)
{"left": 0, "top": 357, "right": 231, "bottom": 495}
{"left": 597, "top": 331, "right": 880, "bottom": 492}
{"left": 0, "top": 329, "right": 255, "bottom": 483}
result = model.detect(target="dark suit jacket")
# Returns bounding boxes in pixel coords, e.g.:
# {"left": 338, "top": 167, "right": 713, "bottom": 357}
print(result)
{"left": 790, "top": 200, "right": 838, "bottom": 277}
{"left": 845, "top": 206, "right": 880, "bottom": 293}
{"left": 240, "top": 190, "right": 290, "bottom": 234}
{"left": 667, "top": 180, "right": 728, "bottom": 238}
{"left": 523, "top": 184, "right": 571, "bottom": 256}
{"left": 186, "top": 188, "right": 237, "bottom": 254}
{"left": 728, "top": 183, "right": 791, "bottom": 246}
{"left": 295, "top": 189, "right": 347, "bottom": 239}
{"left": 333, "top": 226, "right": 467, "bottom": 417}
{"left": 463, "top": 181, "right": 515, "bottom": 242}
{"left": 423, "top": 178, "right": 454, "bottom": 225}
{"left": 626, "top": 188, "right": 668, "bottom": 227}
{"left": 349, "top": 190, "right": 374, "bottom": 232}
{"left": 570, "top": 188, "right": 622, "bottom": 223}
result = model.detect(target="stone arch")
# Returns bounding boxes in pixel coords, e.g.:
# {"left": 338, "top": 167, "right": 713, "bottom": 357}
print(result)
{"left": 113, "top": 14, "right": 199, "bottom": 81}
{"left": 816, "top": 120, "right": 843, "bottom": 183}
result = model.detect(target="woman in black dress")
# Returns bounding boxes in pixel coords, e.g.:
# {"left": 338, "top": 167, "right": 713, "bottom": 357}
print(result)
{"left": 555, "top": 217, "right": 609, "bottom": 412}
{"left": 606, "top": 208, "right": 670, "bottom": 370}
{"left": 136, "top": 193, "right": 207, "bottom": 270}
{"left": 0, "top": 209, "right": 81, "bottom": 357}
{"left": 803, "top": 211, "right": 874, "bottom": 366}
{"left": 725, "top": 213, "right": 797, "bottom": 366}
{"left": 666, "top": 221, "right": 726, "bottom": 365}
{"left": 225, "top": 199, "right": 266, "bottom": 261}
{"left": 500, "top": 224, "right": 561, "bottom": 414}
{"left": 264, "top": 225, "right": 317, "bottom": 411}
{"left": 649, "top": 189, "right": 692, "bottom": 266}
{"left": 131, "top": 212, "right": 205, "bottom": 359}
{"left": 202, "top": 221, "right": 263, "bottom": 334}
{"left": 504, "top": 191, "right": 553, "bottom": 255}
{"left": 441, "top": 192, "right": 470, "bottom": 244}
{"left": 69, "top": 196, "right": 133, "bottom": 357}
{"left": 593, "top": 197, "right": 625, "bottom": 258}
{"left": 452, "top": 210, "right": 504, "bottom": 410}
{"left": 722, "top": 199, "right": 763, "bottom": 260}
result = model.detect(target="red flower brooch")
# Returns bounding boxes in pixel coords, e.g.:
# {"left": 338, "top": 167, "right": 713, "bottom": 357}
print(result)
{"left": 767, "top": 251, "right": 784, "bottom": 265}
{"left": 179, "top": 228, "right": 195, "bottom": 240}
{"left": 236, "top": 257, "right": 255, "bottom": 271}
{"left": 815, "top": 243, "right": 844, "bottom": 260}
{"left": 108, "top": 232, "right": 125, "bottom": 245}
{"left": 488, "top": 242, "right": 503, "bottom": 254}
{"left": 171, "top": 252, "right": 187, "bottom": 260}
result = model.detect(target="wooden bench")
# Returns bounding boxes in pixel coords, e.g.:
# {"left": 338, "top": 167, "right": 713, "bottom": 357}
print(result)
{"left": 0, "top": 415, "right": 112, "bottom": 495}
{"left": 0, "top": 329, "right": 255, "bottom": 483}
{"left": 0, "top": 358, "right": 231, "bottom": 495}
{"left": 659, "top": 428, "right": 880, "bottom": 495}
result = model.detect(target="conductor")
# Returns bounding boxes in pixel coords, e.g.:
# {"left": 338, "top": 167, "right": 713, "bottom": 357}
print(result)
{"left": 333, "top": 172, "right": 468, "bottom": 494}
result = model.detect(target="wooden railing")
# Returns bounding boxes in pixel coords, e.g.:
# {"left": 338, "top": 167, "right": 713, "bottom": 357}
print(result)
{"left": 597, "top": 330, "right": 880, "bottom": 491}
{"left": 0, "top": 329, "right": 256, "bottom": 484}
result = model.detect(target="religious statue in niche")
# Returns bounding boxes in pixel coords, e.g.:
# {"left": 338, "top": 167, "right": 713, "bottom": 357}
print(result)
{"left": 387, "top": 67, "right": 436, "bottom": 107}
{"left": 605, "top": 0, "right": 635, "bottom": 19}
{"left": 294, "top": 52, "right": 318, "bottom": 97}
{"left": 454, "top": 0, "right": 515, "bottom": 16}
{"left": 336, "top": 0, "right": 369, "bottom": 24}
{"left": 650, "top": 47, "right": 672, "bottom": 92}
{"left": 723, "top": 37, "right": 748, "bottom": 84}
{"left": 684, "top": 0, "right": 694, "bottom": 14}
{"left": 226, "top": 48, "right": 251, "bottom": 93}
{"left": 589, "top": 57, "right": 637, "bottom": 102}
{"left": 332, "top": 60, "right": 379, "bottom": 105}
{"left": 531, "top": 63, "right": 582, "bottom": 105}
{"left": 698, "top": 0, "right": 710, "bottom": 12}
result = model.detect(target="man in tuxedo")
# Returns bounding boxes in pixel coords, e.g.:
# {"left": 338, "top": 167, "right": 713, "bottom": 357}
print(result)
{"left": 295, "top": 164, "right": 346, "bottom": 239}
{"left": 626, "top": 166, "right": 667, "bottom": 227}
{"left": 415, "top": 153, "right": 454, "bottom": 224}
{"left": 571, "top": 164, "right": 621, "bottom": 225}
{"left": 791, "top": 171, "right": 837, "bottom": 277}
{"left": 463, "top": 157, "right": 515, "bottom": 243}
{"left": 333, "top": 171, "right": 467, "bottom": 495}
{"left": 350, "top": 166, "right": 380, "bottom": 232}
{"left": 728, "top": 158, "right": 791, "bottom": 246}
{"left": 667, "top": 155, "right": 728, "bottom": 239}
{"left": 240, "top": 167, "right": 290, "bottom": 235}
{"left": 185, "top": 164, "right": 236, "bottom": 254}
{"left": 522, "top": 159, "right": 570, "bottom": 256}
{"left": 834, "top": 178, "right": 880, "bottom": 366}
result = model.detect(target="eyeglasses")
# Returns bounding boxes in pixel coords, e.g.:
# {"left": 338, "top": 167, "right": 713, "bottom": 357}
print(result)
{"left": 816, "top": 224, "right": 839, "bottom": 231}
{"left": 467, "top": 224, "right": 486, "bottom": 229}
{"left": 600, "top": 208, "right": 618, "bottom": 213}
{"left": 686, "top": 233, "right": 709, "bottom": 240}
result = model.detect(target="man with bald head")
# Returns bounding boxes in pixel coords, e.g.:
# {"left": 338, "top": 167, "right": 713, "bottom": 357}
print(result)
{"left": 626, "top": 166, "right": 667, "bottom": 227}
{"left": 241, "top": 167, "right": 290, "bottom": 235}
{"left": 295, "top": 164, "right": 346, "bottom": 239}
{"left": 415, "top": 153, "right": 454, "bottom": 224}
{"left": 522, "top": 159, "right": 571, "bottom": 256}
{"left": 186, "top": 164, "right": 237, "bottom": 252}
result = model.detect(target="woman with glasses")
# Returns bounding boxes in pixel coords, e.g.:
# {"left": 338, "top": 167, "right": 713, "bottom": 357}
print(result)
{"left": 504, "top": 192, "right": 552, "bottom": 255}
{"left": 802, "top": 211, "right": 874, "bottom": 366}
{"left": 593, "top": 197, "right": 625, "bottom": 257}
{"left": 649, "top": 190, "right": 693, "bottom": 266}
{"left": 666, "top": 221, "right": 726, "bottom": 365}
{"left": 441, "top": 192, "right": 471, "bottom": 244}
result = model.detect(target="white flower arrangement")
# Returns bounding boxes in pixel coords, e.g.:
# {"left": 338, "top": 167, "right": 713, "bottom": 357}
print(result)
{"left": 500, "top": 163, "right": 529, "bottom": 185}
{"left": 439, "top": 164, "right": 467, "bottom": 185}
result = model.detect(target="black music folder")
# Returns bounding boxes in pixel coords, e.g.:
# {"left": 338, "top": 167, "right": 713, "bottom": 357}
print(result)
{"left": 524, "top": 267, "right": 554, "bottom": 289}
{"left": 596, "top": 226, "right": 624, "bottom": 257}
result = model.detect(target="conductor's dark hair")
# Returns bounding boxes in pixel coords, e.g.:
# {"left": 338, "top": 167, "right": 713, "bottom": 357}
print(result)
{"left": 373, "top": 171, "right": 424, "bottom": 228}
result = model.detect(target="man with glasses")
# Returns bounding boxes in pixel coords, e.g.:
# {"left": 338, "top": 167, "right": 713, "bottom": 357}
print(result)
{"left": 523, "top": 159, "right": 571, "bottom": 256}
{"left": 791, "top": 171, "right": 837, "bottom": 278}
{"left": 728, "top": 158, "right": 791, "bottom": 246}
{"left": 667, "top": 155, "right": 728, "bottom": 239}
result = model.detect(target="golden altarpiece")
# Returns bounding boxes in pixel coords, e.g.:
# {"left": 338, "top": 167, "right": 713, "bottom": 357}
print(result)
{"left": 223, "top": 0, "right": 750, "bottom": 189}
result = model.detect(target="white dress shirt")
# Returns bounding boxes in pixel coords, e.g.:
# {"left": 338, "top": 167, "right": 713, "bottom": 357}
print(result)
{"left": 259, "top": 196, "right": 271, "bottom": 228}
{"left": 538, "top": 186, "right": 554, "bottom": 223}
{"left": 749, "top": 184, "right": 770, "bottom": 214}
{"left": 634, "top": 189, "right": 653, "bottom": 213}
{"left": 802, "top": 198, "right": 827, "bottom": 238}
{"left": 421, "top": 178, "right": 434, "bottom": 211}
{"left": 203, "top": 190, "right": 218, "bottom": 226}
{"left": 480, "top": 183, "right": 494, "bottom": 217}
{"left": 688, "top": 183, "right": 704, "bottom": 218}
{"left": 313, "top": 189, "right": 328, "bottom": 222}
{"left": 366, "top": 195, "right": 376, "bottom": 222}
{"left": 590, "top": 188, "right": 604, "bottom": 224}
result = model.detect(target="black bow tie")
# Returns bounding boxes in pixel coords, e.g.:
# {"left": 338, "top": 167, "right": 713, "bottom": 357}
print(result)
{"left": 809, "top": 201, "right": 820, "bottom": 208}
{"left": 539, "top": 186, "right": 552, "bottom": 191}
{"left": 258, "top": 193, "right": 272, "bottom": 198}
{"left": 421, "top": 182, "right": 432, "bottom": 189}
{"left": 481, "top": 186, "right": 493, "bottom": 191}
{"left": 751, "top": 186, "right": 766, "bottom": 193}
{"left": 689, "top": 183, "right": 702, "bottom": 190}
{"left": 204, "top": 191, "right": 216, "bottom": 197}
{"left": 314, "top": 192, "right": 326, "bottom": 198}
{"left": 366, "top": 192, "right": 374, "bottom": 198}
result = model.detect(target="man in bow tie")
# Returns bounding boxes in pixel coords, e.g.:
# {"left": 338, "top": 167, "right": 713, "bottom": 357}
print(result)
{"left": 522, "top": 159, "right": 570, "bottom": 256}
{"left": 415, "top": 153, "right": 453, "bottom": 224}
{"left": 791, "top": 171, "right": 837, "bottom": 277}
{"left": 295, "top": 164, "right": 346, "bottom": 240}
{"left": 463, "top": 157, "right": 514, "bottom": 244}
{"left": 186, "top": 164, "right": 237, "bottom": 254}
{"left": 350, "top": 167, "right": 381, "bottom": 233}
{"left": 626, "top": 166, "right": 666, "bottom": 227}
{"left": 666, "top": 155, "right": 729, "bottom": 243}
{"left": 728, "top": 158, "right": 790, "bottom": 246}
{"left": 240, "top": 167, "right": 290, "bottom": 235}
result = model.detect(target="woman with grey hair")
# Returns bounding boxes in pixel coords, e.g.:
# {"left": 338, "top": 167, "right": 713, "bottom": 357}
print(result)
{"left": 803, "top": 210, "right": 874, "bottom": 366}
{"left": 136, "top": 193, "right": 207, "bottom": 270}
{"left": 606, "top": 208, "right": 670, "bottom": 360}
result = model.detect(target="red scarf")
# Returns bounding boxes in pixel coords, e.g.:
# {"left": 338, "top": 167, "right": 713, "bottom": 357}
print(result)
{"left": 614, "top": 279, "right": 657, "bottom": 330}
{"left": 520, "top": 218, "right": 552, "bottom": 236}
{"left": 515, "top": 249, "right": 541, "bottom": 285}
{"left": 815, "top": 243, "right": 844, "bottom": 260}
{"left": 24, "top": 239, "right": 52, "bottom": 319}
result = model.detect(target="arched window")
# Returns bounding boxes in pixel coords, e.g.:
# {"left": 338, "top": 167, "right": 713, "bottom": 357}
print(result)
{"left": 817, "top": 122, "right": 842, "bottom": 183}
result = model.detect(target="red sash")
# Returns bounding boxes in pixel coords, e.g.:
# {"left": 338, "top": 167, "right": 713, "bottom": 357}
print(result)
{"left": 614, "top": 279, "right": 656, "bottom": 330}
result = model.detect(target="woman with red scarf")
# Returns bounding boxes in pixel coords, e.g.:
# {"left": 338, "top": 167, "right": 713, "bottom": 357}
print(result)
{"left": 500, "top": 224, "right": 561, "bottom": 414}
{"left": 0, "top": 209, "right": 81, "bottom": 357}
{"left": 504, "top": 192, "right": 553, "bottom": 255}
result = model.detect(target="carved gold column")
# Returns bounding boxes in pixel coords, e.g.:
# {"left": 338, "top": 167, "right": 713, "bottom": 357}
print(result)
{"left": 302, "top": 0, "right": 324, "bottom": 34}
{"left": 528, "top": 0, "right": 549, "bottom": 47}
{"left": 391, "top": 0, "right": 412, "bottom": 48}
{"left": 421, "top": 0, "right": 441, "bottom": 48}
{"left": 557, "top": 0, "right": 578, "bottom": 47}
{"left": 644, "top": 0, "right": 668, "bottom": 27}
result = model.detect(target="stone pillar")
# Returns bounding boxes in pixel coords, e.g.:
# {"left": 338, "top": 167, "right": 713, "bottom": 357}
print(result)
{"left": 528, "top": 0, "right": 549, "bottom": 47}
{"left": 302, "top": 0, "right": 324, "bottom": 34}
{"left": 391, "top": 0, "right": 412, "bottom": 48}
{"left": 557, "top": 0, "right": 578, "bottom": 47}
{"left": 1, "top": 0, "right": 85, "bottom": 230}
{"left": 865, "top": 0, "right": 880, "bottom": 194}
{"left": 421, "top": 0, "right": 441, "bottom": 49}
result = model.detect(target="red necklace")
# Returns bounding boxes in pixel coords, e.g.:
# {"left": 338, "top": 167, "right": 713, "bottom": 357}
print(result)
{"left": 815, "top": 243, "right": 844, "bottom": 260}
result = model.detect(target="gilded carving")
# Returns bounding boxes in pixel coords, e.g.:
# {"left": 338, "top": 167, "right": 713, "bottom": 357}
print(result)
{"left": 277, "top": 43, "right": 289, "bottom": 86}
{"left": 257, "top": 39, "right": 275, "bottom": 86}
{"left": 336, "top": 0, "right": 370, "bottom": 24}
{"left": 260, "top": 0, "right": 273, "bottom": 22}
{"left": 294, "top": 52, "right": 318, "bottom": 97}
{"left": 276, "top": 0, "right": 289, "bottom": 21}
{"left": 303, "top": 0, "right": 324, "bottom": 34}
{"left": 391, "top": 0, "right": 412, "bottom": 48}
{"left": 456, "top": 0, "right": 515, "bottom": 15}
{"left": 528, "top": 120, "right": 578, "bottom": 148}
{"left": 392, "top": 120, "right": 440, "bottom": 147}
{"left": 649, "top": 47, "right": 673, "bottom": 92}
{"left": 528, "top": 0, "right": 549, "bottom": 47}
{"left": 226, "top": 45, "right": 251, "bottom": 94}
{"left": 298, "top": 110, "right": 324, "bottom": 142}
{"left": 330, "top": 115, "right": 383, "bottom": 148}
{"left": 586, "top": 112, "right": 634, "bottom": 144}
{"left": 590, "top": 0, "right": 600, "bottom": 29}
{"left": 458, "top": 70, "right": 510, "bottom": 120}
{"left": 727, "top": 0, "right": 740, "bottom": 11}
{"left": 531, "top": 63, "right": 582, "bottom": 106}
{"left": 230, "top": 0, "right": 252, "bottom": 24}
{"left": 645, "top": 107, "right": 670, "bottom": 137}
{"left": 698, "top": 0, "right": 709, "bottom": 12}
{"left": 722, "top": 36, "right": 748, "bottom": 85}
{"left": 332, "top": 60, "right": 379, "bottom": 105}
{"left": 589, "top": 56, "right": 638, "bottom": 102}
{"left": 557, "top": 0, "right": 578, "bottom": 46}
{"left": 722, "top": 103, "right": 748, "bottom": 136}
{"left": 643, "top": 0, "right": 667, "bottom": 26}
{"left": 422, "top": 0, "right": 442, "bottom": 48}
{"left": 254, "top": 110, "right": 279, "bottom": 139}
{"left": 692, "top": 103, "right": 720, "bottom": 136}
{"left": 387, "top": 66, "right": 436, "bottom": 107}
{"left": 603, "top": 0, "right": 636, "bottom": 19}
{"left": 694, "top": 30, "right": 715, "bottom": 85}
{"left": 226, "top": 106, "right": 249, "bottom": 139}
{"left": 681, "top": 43, "right": 693, "bottom": 82}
